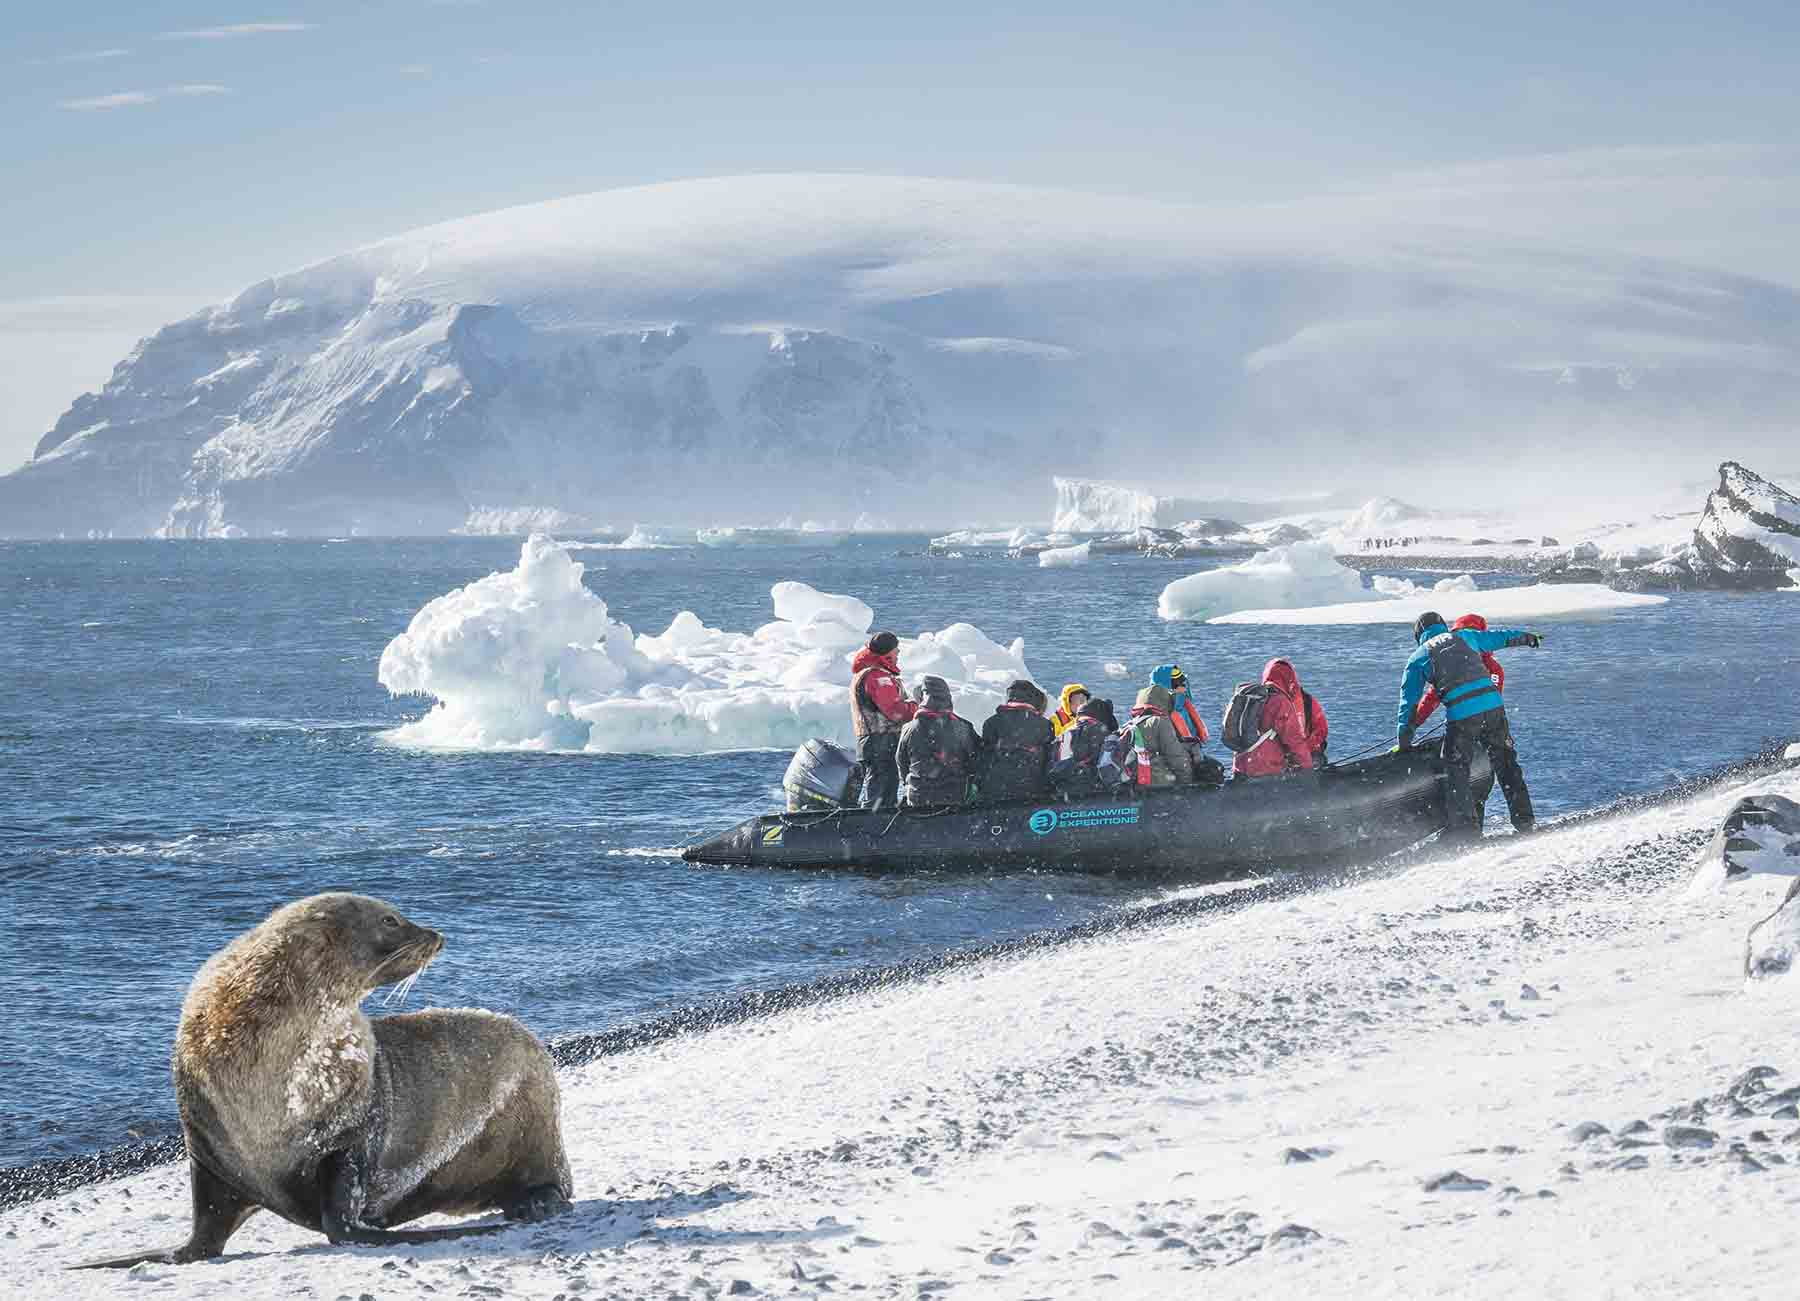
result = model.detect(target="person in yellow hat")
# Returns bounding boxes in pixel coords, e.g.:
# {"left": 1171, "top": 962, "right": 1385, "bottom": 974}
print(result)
{"left": 1051, "top": 683, "right": 1091, "bottom": 738}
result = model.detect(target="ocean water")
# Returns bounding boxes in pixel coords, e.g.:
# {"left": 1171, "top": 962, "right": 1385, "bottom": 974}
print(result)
{"left": 1, "top": 536, "right": 1794, "bottom": 1170}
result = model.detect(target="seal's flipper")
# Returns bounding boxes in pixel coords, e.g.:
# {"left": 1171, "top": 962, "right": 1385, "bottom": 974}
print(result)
{"left": 321, "top": 1148, "right": 513, "bottom": 1249}
{"left": 69, "top": 1156, "right": 259, "bottom": 1269}
{"left": 504, "top": 1183, "right": 574, "bottom": 1222}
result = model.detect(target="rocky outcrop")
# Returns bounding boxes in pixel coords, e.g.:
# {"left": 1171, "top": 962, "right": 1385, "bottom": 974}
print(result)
{"left": 1614, "top": 463, "right": 1800, "bottom": 591}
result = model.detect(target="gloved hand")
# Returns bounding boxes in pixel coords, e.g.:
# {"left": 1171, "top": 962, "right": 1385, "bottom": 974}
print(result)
{"left": 1522, "top": 632, "right": 1544, "bottom": 648}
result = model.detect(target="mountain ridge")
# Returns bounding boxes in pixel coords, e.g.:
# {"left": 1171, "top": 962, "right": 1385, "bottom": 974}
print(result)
{"left": 6, "top": 173, "right": 1800, "bottom": 537}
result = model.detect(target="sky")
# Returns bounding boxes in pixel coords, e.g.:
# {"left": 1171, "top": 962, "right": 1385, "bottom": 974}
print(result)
{"left": 4, "top": 0, "right": 1800, "bottom": 471}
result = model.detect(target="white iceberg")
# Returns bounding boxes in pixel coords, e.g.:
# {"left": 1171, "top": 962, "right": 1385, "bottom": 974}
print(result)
{"left": 1037, "top": 541, "right": 1090, "bottom": 568}
{"left": 1157, "top": 541, "right": 1369, "bottom": 622}
{"left": 377, "top": 535, "right": 1030, "bottom": 753}
{"left": 1206, "top": 582, "right": 1667, "bottom": 626}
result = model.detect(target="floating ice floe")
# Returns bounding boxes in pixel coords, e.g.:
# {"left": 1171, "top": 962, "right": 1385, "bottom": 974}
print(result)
{"left": 377, "top": 535, "right": 1031, "bottom": 753}
{"left": 1102, "top": 660, "right": 1130, "bottom": 679}
{"left": 1156, "top": 541, "right": 1369, "bottom": 622}
{"left": 1199, "top": 575, "right": 1667, "bottom": 626}
{"left": 1037, "top": 541, "right": 1090, "bottom": 568}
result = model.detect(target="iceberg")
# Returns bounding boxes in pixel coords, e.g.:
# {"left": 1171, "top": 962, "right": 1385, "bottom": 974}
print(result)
{"left": 1206, "top": 581, "right": 1667, "bottom": 625}
{"left": 377, "top": 535, "right": 1030, "bottom": 753}
{"left": 1157, "top": 541, "right": 1369, "bottom": 622}
{"left": 1037, "top": 541, "right": 1091, "bottom": 568}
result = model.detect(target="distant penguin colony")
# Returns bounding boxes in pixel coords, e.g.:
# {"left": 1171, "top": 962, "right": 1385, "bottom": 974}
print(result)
{"left": 76, "top": 893, "right": 572, "bottom": 1269}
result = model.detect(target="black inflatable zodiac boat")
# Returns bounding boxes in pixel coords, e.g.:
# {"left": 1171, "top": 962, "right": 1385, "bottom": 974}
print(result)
{"left": 683, "top": 742, "right": 1487, "bottom": 876}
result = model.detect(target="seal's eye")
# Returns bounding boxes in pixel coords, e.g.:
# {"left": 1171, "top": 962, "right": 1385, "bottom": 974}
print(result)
{"left": 383, "top": 915, "right": 400, "bottom": 930}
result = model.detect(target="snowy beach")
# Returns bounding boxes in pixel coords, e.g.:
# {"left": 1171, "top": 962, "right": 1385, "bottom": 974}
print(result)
{"left": 13, "top": 756, "right": 1800, "bottom": 1298}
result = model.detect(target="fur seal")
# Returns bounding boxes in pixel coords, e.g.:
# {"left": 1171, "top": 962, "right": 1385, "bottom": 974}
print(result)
{"left": 77, "top": 892, "right": 572, "bottom": 1268}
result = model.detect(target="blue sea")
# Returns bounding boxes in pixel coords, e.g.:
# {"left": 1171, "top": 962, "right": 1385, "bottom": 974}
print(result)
{"left": 1, "top": 536, "right": 1794, "bottom": 1170}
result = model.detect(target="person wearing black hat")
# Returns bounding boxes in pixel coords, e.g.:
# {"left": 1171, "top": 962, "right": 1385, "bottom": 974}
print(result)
{"left": 850, "top": 630, "right": 916, "bottom": 810}
{"left": 1396, "top": 609, "right": 1543, "bottom": 837}
{"left": 976, "top": 679, "right": 1056, "bottom": 803}
{"left": 896, "top": 676, "right": 980, "bottom": 807}
{"left": 1049, "top": 695, "right": 1121, "bottom": 798}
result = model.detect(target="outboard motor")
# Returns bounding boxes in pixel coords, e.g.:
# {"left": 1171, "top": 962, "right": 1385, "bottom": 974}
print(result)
{"left": 783, "top": 738, "right": 862, "bottom": 812}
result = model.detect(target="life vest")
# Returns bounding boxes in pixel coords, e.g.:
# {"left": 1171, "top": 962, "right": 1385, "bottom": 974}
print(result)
{"left": 1124, "top": 719, "right": 1156, "bottom": 786}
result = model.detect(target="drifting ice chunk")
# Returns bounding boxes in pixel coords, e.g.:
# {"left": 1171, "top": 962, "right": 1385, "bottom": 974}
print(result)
{"left": 1158, "top": 542, "right": 1367, "bottom": 622}
{"left": 1038, "top": 542, "right": 1091, "bottom": 568}
{"left": 378, "top": 535, "right": 1032, "bottom": 753}
{"left": 1103, "top": 661, "right": 1130, "bottom": 679}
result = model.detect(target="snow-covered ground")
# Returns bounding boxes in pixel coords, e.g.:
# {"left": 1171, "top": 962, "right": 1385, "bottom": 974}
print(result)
{"left": 14, "top": 759, "right": 1800, "bottom": 1298}
{"left": 377, "top": 535, "right": 1032, "bottom": 752}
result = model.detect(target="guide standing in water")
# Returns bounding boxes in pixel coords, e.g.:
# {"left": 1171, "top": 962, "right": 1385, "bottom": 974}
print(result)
{"left": 850, "top": 631, "right": 916, "bottom": 810}
{"left": 1395, "top": 610, "right": 1542, "bottom": 837}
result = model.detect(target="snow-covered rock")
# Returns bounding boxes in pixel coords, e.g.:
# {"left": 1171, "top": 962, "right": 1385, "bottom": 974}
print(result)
{"left": 1158, "top": 541, "right": 1368, "bottom": 621}
{"left": 376, "top": 535, "right": 1029, "bottom": 753}
{"left": 10, "top": 175, "right": 1800, "bottom": 537}
{"left": 1689, "top": 794, "right": 1800, "bottom": 895}
{"left": 1618, "top": 463, "right": 1800, "bottom": 590}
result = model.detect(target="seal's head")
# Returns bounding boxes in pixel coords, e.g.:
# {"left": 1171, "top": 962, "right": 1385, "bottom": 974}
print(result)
{"left": 268, "top": 893, "right": 445, "bottom": 997}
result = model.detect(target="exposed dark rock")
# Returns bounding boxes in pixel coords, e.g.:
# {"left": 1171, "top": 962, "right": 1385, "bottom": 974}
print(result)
{"left": 1614, "top": 463, "right": 1800, "bottom": 592}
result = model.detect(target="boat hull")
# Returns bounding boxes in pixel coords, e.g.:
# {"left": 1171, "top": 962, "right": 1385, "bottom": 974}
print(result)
{"left": 683, "top": 746, "right": 1489, "bottom": 875}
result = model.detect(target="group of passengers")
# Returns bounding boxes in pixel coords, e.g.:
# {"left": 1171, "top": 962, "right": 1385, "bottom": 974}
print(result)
{"left": 850, "top": 607, "right": 1544, "bottom": 840}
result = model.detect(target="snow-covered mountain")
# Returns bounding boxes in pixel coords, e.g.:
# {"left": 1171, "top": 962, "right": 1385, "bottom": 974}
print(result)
{"left": 1619, "top": 462, "right": 1800, "bottom": 589}
{"left": 7, "top": 174, "right": 1800, "bottom": 538}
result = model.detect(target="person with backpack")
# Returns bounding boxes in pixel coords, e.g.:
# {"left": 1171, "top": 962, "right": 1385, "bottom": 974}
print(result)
{"left": 1396, "top": 610, "right": 1542, "bottom": 837}
{"left": 978, "top": 680, "right": 1057, "bottom": 802}
{"left": 1223, "top": 658, "right": 1328, "bottom": 778}
{"left": 1049, "top": 696, "right": 1120, "bottom": 798}
{"left": 1121, "top": 684, "right": 1195, "bottom": 788}
{"left": 1411, "top": 612, "right": 1505, "bottom": 828}
{"left": 1051, "top": 683, "right": 1091, "bottom": 738}
{"left": 1150, "top": 664, "right": 1210, "bottom": 746}
{"left": 1412, "top": 613, "right": 1503, "bottom": 729}
{"left": 849, "top": 631, "right": 917, "bottom": 811}
{"left": 896, "top": 676, "right": 980, "bottom": 808}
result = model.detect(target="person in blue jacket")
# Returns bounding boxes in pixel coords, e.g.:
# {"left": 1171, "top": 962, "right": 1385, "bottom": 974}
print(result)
{"left": 1396, "top": 610, "right": 1543, "bottom": 838}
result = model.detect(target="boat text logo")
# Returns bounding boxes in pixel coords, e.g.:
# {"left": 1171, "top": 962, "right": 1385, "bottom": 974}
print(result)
{"left": 1029, "top": 805, "right": 1143, "bottom": 835}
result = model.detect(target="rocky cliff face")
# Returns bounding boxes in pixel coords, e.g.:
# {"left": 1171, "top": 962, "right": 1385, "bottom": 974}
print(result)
{"left": 1615, "top": 462, "right": 1800, "bottom": 590}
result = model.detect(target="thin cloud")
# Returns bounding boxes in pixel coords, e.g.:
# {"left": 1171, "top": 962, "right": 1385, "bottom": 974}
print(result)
{"left": 156, "top": 21, "right": 313, "bottom": 40}
{"left": 58, "top": 85, "right": 234, "bottom": 111}
{"left": 36, "top": 48, "right": 133, "bottom": 65}
{"left": 59, "top": 91, "right": 156, "bottom": 111}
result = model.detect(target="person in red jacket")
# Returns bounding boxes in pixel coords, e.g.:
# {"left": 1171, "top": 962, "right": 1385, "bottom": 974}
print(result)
{"left": 849, "top": 631, "right": 917, "bottom": 810}
{"left": 1412, "top": 613, "right": 1504, "bottom": 728}
{"left": 1411, "top": 612, "right": 1505, "bottom": 828}
{"left": 1231, "top": 658, "right": 1329, "bottom": 778}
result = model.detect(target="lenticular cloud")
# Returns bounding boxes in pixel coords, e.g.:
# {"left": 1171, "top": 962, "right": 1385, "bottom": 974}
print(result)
{"left": 377, "top": 535, "right": 1031, "bottom": 753}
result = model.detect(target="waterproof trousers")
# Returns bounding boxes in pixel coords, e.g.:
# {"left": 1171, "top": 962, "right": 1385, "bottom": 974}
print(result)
{"left": 859, "top": 733, "right": 901, "bottom": 811}
{"left": 1444, "top": 709, "right": 1534, "bottom": 835}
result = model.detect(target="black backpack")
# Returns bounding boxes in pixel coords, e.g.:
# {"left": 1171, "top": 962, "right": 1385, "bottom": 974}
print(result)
{"left": 1220, "top": 681, "right": 1275, "bottom": 753}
